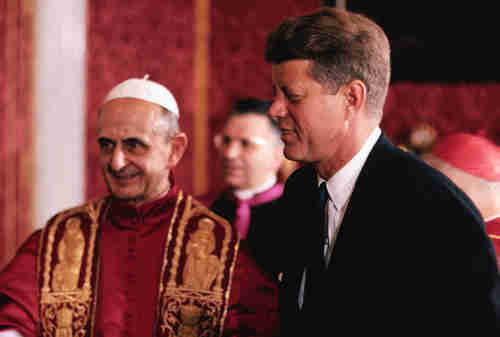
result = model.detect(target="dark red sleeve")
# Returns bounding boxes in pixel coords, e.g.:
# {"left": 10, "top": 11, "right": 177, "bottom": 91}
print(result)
{"left": 224, "top": 247, "right": 280, "bottom": 337}
{"left": 0, "top": 231, "right": 41, "bottom": 337}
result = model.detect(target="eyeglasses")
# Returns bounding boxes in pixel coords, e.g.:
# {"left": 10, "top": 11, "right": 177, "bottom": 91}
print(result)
{"left": 213, "top": 133, "right": 269, "bottom": 152}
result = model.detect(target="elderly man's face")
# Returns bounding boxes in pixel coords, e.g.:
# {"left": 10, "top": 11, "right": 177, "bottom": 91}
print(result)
{"left": 97, "top": 97, "right": 185, "bottom": 205}
{"left": 215, "top": 114, "right": 283, "bottom": 190}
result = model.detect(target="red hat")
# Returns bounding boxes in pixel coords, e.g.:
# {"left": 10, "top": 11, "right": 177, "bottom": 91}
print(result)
{"left": 431, "top": 133, "right": 500, "bottom": 181}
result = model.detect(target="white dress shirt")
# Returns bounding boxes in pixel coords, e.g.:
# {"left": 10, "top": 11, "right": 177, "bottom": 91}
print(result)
{"left": 320, "top": 126, "right": 381, "bottom": 264}
{"left": 298, "top": 127, "right": 381, "bottom": 309}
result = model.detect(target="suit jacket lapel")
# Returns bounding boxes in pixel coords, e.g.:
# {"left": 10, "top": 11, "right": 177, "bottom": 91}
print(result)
{"left": 326, "top": 133, "right": 393, "bottom": 270}
{"left": 304, "top": 165, "right": 328, "bottom": 267}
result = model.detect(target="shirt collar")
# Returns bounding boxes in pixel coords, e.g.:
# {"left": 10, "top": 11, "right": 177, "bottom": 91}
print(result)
{"left": 234, "top": 175, "right": 278, "bottom": 200}
{"left": 319, "top": 127, "right": 381, "bottom": 210}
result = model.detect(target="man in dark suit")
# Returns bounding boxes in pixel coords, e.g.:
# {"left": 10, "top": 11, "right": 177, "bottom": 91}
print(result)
{"left": 211, "top": 98, "right": 285, "bottom": 279}
{"left": 265, "top": 7, "right": 500, "bottom": 335}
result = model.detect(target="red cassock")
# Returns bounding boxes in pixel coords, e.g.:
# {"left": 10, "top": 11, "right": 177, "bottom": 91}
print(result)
{"left": 0, "top": 185, "right": 279, "bottom": 337}
{"left": 487, "top": 216, "right": 500, "bottom": 271}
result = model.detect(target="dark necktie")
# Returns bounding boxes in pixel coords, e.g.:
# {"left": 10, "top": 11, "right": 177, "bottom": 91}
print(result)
{"left": 318, "top": 181, "right": 329, "bottom": 257}
{"left": 302, "top": 182, "right": 330, "bottom": 313}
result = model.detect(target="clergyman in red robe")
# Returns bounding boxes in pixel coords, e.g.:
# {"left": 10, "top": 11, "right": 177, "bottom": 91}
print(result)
{"left": 0, "top": 77, "right": 279, "bottom": 337}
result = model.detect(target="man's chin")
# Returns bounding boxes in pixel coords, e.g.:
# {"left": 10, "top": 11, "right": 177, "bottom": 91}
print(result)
{"left": 283, "top": 148, "right": 302, "bottom": 162}
{"left": 107, "top": 185, "right": 145, "bottom": 204}
{"left": 111, "top": 193, "right": 146, "bottom": 204}
{"left": 224, "top": 177, "right": 245, "bottom": 189}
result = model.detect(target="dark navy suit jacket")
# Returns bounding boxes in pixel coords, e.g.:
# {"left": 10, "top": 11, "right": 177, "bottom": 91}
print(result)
{"left": 211, "top": 187, "right": 284, "bottom": 279}
{"left": 278, "top": 134, "right": 500, "bottom": 335}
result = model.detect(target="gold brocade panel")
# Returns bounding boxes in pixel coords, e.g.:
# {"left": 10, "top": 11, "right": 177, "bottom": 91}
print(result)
{"left": 156, "top": 192, "right": 238, "bottom": 337}
{"left": 37, "top": 192, "right": 239, "bottom": 337}
{"left": 38, "top": 199, "right": 106, "bottom": 337}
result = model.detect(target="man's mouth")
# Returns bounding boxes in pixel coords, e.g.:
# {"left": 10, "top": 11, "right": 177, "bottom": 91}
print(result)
{"left": 280, "top": 128, "right": 296, "bottom": 141}
{"left": 224, "top": 165, "right": 243, "bottom": 172}
{"left": 113, "top": 172, "right": 140, "bottom": 180}
{"left": 222, "top": 162, "right": 245, "bottom": 176}
{"left": 108, "top": 166, "right": 141, "bottom": 180}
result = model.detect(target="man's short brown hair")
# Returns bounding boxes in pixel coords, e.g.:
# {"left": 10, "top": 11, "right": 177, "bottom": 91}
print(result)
{"left": 265, "top": 7, "right": 391, "bottom": 112}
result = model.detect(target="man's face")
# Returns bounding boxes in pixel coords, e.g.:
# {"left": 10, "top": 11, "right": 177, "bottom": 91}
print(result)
{"left": 216, "top": 114, "right": 283, "bottom": 190}
{"left": 269, "top": 60, "right": 350, "bottom": 166}
{"left": 97, "top": 97, "right": 183, "bottom": 205}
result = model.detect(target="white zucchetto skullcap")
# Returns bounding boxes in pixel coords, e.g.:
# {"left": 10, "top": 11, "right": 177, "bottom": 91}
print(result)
{"left": 102, "top": 75, "right": 179, "bottom": 118}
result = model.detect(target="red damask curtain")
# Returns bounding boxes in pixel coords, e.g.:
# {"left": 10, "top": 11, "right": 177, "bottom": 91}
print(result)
{"left": 86, "top": 0, "right": 321, "bottom": 200}
{"left": 383, "top": 83, "right": 500, "bottom": 147}
{"left": 0, "top": 0, "right": 34, "bottom": 269}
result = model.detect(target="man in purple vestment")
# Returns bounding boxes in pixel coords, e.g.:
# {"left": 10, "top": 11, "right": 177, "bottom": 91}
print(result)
{"left": 0, "top": 78, "right": 279, "bottom": 337}
{"left": 211, "top": 98, "right": 286, "bottom": 280}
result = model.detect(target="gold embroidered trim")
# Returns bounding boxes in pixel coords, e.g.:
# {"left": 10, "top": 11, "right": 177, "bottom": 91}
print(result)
{"left": 188, "top": 199, "right": 240, "bottom": 331}
{"left": 489, "top": 234, "right": 500, "bottom": 240}
{"left": 161, "top": 287, "right": 223, "bottom": 337}
{"left": 39, "top": 198, "right": 106, "bottom": 337}
{"left": 51, "top": 217, "right": 85, "bottom": 291}
{"left": 169, "top": 192, "right": 190, "bottom": 288}
{"left": 157, "top": 193, "right": 238, "bottom": 337}
{"left": 183, "top": 217, "right": 222, "bottom": 291}
{"left": 159, "top": 190, "right": 184, "bottom": 300}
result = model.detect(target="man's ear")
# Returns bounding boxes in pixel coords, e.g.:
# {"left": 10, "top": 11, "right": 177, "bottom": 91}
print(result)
{"left": 344, "top": 79, "right": 367, "bottom": 114}
{"left": 166, "top": 132, "right": 188, "bottom": 168}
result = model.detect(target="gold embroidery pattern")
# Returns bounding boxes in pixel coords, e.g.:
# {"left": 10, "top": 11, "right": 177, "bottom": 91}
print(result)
{"left": 161, "top": 288, "right": 221, "bottom": 337}
{"left": 183, "top": 218, "right": 221, "bottom": 290}
{"left": 39, "top": 199, "right": 106, "bottom": 337}
{"left": 167, "top": 191, "right": 188, "bottom": 289}
{"left": 51, "top": 218, "right": 85, "bottom": 291}
{"left": 159, "top": 190, "right": 185, "bottom": 300}
{"left": 158, "top": 194, "right": 238, "bottom": 337}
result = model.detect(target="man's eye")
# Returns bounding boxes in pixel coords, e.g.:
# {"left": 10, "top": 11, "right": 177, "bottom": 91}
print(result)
{"left": 241, "top": 139, "right": 250, "bottom": 148}
{"left": 272, "top": 85, "right": 277, "bottom": 98}
{"left": 287, "top": 94, "right": 301, "bottom": 104}
{"left": 125, "top": 141, "right": 138, "bottom": 149}
{"left": 222, "top": 136, "right": 231, "bottom": 146}
{"left": 124, "top": 140, "right": 146, "bottom": 153}
{"left": 123, "top": 141, "right": 142, "bottom": 151}
{"left": 98, "top": 140, "right": 114, "bottom": 153}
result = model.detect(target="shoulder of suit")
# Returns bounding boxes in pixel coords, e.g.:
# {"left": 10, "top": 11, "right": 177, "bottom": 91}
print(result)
{"left": 210, "top": 191, "right": 233, "bottom": 209}
{"left": 286, "top": 164, "right": 315, "bottom": 183}
{"left": 284, "top": 164, "right": 316, "bottom": 194}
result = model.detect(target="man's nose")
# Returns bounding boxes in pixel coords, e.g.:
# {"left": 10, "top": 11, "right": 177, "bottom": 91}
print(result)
{"left": 222, "top": 141, "right": 240, "bottom": 159}
{"left": 110, "top": 146, "right": 127, "bottom": 171}
{"left": 269, "top": 96, "right": 286, "bottom": 119}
